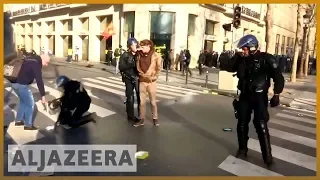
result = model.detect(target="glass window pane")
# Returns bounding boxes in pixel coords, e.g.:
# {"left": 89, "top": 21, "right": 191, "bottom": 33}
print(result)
{"left": 188, "top": 14, "right": 196, "bottom": 36}
{"left": 150, "top": 12, "right": 175, "bottom": 34}
{"left": 124, "top": 11, "right": 135, "bottom": 33}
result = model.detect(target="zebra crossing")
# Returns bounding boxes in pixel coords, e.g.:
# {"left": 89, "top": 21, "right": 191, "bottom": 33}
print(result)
{"left": 218, "top": 107, "right": 317, "bottom": 176}
{"left": 4, "top": 76, "right": 203, "bottom": 146}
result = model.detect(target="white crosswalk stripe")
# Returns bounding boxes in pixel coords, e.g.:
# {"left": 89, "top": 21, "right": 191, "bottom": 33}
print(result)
{"left": 218, "top": 108, "right": 317, "bottom": 176}
{"left": 4, "top": 76, "right": 203, "bottom": 147}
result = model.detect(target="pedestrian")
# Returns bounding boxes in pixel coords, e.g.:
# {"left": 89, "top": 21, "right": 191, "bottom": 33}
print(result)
{"left": 114, "top": 46, "right": 122, "bottom": 74}
{"left": 182, "top": 49, "right": 192, "bottom": 76}
{"left": 220, "top": 34, "right": 285, "bottom": 166}
{"left": 169, "top": 49, "right": 174, "bottom": 70}
{"left": 134, "top": 39, "right": 162, "bottom": 127}
{"left": 74, "top": 46, "right": 80, "bottom": 62}
{"left": 119, "top": 38, "right": 140, "bottom": 122}
{"left": 7, "top": 51, "right": 51, "bottom": 130}
{"left": 54, "top": 75, "right": 95, "bottom": 128}
{"left": 198, "top": 50, "right": 206, "bottom": 75}
{"left": 179, "top": 50, "right": 185, "bottom": 72}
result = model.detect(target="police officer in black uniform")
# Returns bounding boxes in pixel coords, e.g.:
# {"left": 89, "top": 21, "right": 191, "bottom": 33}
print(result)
{"left": 220, "top": 34, "right": 285, "bottom": 166}
{"left": 119, "top": 38, "right": 140, "bottom": 121}
{"left": 54, "top": 75, "right": 95, "bottom": 128}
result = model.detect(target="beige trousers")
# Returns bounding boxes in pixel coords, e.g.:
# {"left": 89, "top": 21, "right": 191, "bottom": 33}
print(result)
{"left": 139, "top": 81, "right": 158, "bottom": 120}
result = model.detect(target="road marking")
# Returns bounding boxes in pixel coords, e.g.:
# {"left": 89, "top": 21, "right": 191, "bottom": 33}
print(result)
{"left": 269, "top": 118, "right": 316, "bottom": 134}
{"left": 275, "top": 113, "right": 316, "bottom": 125}
{"left": 282, "top": 109, "right": 316, "bottom": 119}
{"left": 83, "top": 78, "right": 176, "bottom": 99}
{"left": 96, "top": 77, "right": 189, "bottom": 97}
{"left": 82, "top": 81, "right": 159, "bottom": 102}
{"left": 30, "top": 84, "right": 115, "bottom": 118}
{"left": 248, "top": 138, "right": 316, "bottom": 171}
{"left": 109, "top": 76, "right": 204, "bottom": 94}
{"left": 218, "top": 155, "right": 283, "bottom": 176}
{"left": 4, "top": 89, "right": 45, "bottom": 145}
{"left": 5, "top": 87, "right": 60, "bottom": 122}
{"left": 269, "top": 128, "right": 316, "bottom": 148}
{"left": 286, "top": 107, "right": 316, "bottom": 114}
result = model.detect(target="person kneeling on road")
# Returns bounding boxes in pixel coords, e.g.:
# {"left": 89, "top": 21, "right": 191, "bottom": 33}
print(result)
{"left": 54, "top": 75, "right": 96, "bottom": 128}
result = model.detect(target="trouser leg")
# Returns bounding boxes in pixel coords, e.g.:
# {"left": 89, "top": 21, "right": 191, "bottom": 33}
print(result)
{"left": 236, "top": 93, "right": 252, "bottom": 158}
{"left": 253, "top": 93, "right": 273, "bottom": 166}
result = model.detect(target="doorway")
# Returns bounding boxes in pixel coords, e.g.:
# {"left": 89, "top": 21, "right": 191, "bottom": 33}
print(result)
{"left": 80, "top": 35, "right": 89, "bottom": 61}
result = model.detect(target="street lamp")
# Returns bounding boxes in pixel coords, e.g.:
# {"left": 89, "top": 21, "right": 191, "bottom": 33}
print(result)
{"left": 299, "top": 11, "right": 311, "bottom": 77}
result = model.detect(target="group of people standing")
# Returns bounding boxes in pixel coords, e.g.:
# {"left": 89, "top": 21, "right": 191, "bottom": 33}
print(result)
{"left": 119, "top": 38, "right": 162, "bottom": 127}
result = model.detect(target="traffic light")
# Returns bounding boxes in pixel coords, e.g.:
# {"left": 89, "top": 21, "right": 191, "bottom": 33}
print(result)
{"left": 222, "top": 23, "right": 232, "bottom": 31}
{"left": 233, "top": 6, "right": 241, "bottom": 28}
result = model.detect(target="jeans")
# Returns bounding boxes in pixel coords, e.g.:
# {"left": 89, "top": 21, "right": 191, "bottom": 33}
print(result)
{"left": 115, "top": 57, "right": 120, "bottom": 74}
{"left": 11, "top": 83, "right": 35, "bottom": 127}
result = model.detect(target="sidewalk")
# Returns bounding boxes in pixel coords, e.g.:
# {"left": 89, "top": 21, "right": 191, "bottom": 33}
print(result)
{"left": 50, "top": 58, "right": 316, "bottom": 111}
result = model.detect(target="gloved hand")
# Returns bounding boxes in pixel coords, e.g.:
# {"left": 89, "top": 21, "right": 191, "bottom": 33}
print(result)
{"left": 270, "top": 94, "right": 280, "bottom": 107}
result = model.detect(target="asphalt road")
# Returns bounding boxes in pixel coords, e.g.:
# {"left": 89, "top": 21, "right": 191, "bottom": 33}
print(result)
{"left": 3, "top": 63, "right": 317, "bottom": 176}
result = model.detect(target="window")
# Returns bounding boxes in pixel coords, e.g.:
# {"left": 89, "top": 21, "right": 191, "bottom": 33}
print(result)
{"left": 281, "top": 35, "right": 285, "bottom": 54}
{"left": 286, "top": 37, "right": 290, "bottom": 54}
{"left": 67, "top": 19, "right": 72, "bottom": 31}
{"left": 150, "top": 11, "right": 175, "bottom": 50}
{"left": 124, "top": 12, "right": 135, "bottom": 39}
{"left": 205, "top": 20, "right": 215, "bottom": 35}
{"left": 275, "top": 34, "right": 280, "bottom": 55}
{"left": 188, "top": 14, "right": 196, "bottom": 36}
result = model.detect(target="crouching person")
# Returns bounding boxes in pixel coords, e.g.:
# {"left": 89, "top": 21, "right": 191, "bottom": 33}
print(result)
{"left": 54, "top": 75, "right": 96, "bottom": 128}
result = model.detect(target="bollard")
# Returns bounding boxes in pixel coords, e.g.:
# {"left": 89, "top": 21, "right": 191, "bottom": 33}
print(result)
{"left": 166, "top": 66, "right": 169, "bottom": 82}
{"left": 205, "top": 71, "right": 209, "bottom": 88}
{"left": 185, "top": 66, "right": 188, "bottom": 85}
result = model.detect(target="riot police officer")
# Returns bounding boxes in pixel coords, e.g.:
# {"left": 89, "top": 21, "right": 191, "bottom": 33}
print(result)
{"left": 54, "top": 75, "right": 96, "bottom": 128}
{"left": 220, "top": 34, "right": 285, "bottom": 166}
{"left": 119, "top": 38, "right": 140, "bottom": 121}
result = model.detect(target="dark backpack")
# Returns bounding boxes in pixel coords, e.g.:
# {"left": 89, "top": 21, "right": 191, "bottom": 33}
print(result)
{"left": 4, "top": 56, "right": 37, "bottom": 83}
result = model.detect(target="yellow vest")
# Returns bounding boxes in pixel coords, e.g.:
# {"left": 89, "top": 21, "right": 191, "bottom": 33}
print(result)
{"left": 105, "top": 50, "right": 108, "bottom": 54}
{"left": 68, "top": 49, "right": 73, "bottom": 55}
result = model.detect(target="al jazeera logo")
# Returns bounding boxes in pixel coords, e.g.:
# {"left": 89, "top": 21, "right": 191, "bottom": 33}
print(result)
{"left": 7, "top": 145, "right": 137, "bottom": 172}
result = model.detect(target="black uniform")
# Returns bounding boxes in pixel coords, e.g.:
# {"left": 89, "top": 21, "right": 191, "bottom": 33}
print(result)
{"left": 58, "top": 80, "right": 93, "bottom": 128}
{"left": 221, "top": 51, "right": 285, "bottom": 166}
{"left": 119, "top": 51, "right": 140, "bottom": 121}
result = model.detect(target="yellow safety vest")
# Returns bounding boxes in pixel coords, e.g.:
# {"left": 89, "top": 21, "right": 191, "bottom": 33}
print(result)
{"left": 105, "top": 50, "right": 108, "bottom": 54}
{"left": 68, "top": 49, "right": 73, "bottom": 55}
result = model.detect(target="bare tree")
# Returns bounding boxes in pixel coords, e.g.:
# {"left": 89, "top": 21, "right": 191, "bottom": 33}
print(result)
{"left": 303, "top": 4, "right": 316, "bottom": 76}
{"left": 290, "top": 4, "right": 303, "bottom": 82}
{"left": 265, "top": 4, "right": 275, "bottom": 54}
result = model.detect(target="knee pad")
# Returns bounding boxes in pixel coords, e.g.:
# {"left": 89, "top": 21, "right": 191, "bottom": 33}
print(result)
{"left": 253, "top": 121, "right": 268, "bottom": 134}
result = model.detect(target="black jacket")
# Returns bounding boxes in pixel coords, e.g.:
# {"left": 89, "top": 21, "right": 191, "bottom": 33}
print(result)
{"left": 220, "top": 51, "right": 284, "bottom": 94}
{"left": 119, "top": 51, "right": 138, "bottom": 78}
{"left": 61, "top": 80, "right": 91, "bottom": 110}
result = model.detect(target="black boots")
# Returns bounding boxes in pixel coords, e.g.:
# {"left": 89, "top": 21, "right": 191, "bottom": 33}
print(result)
{"left": 254, "top": 122, "right": 274, "bottom": 166}
{"left": 237, "top": 121, "right": 274, "bottom": 167}
{"left": 236, "top": 122, "right": 249, "bottom": 158}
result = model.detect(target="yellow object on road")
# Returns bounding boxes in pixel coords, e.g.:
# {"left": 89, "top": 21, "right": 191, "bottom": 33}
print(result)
{"left": 135, "top": 151, "right": 149, "bottom": 160}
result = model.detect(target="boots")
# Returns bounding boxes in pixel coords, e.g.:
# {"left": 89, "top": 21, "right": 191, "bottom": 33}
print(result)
{"left": 255, "top": 122, "right": 274, "bottom": 167}
{"left": 236, "top": 122, "right": 249, "bottom": 158}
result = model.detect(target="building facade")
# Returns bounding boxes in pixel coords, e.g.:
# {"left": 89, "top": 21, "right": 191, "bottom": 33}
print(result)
{"left": 6, "top": 3, "right": 313, "bottom": 68}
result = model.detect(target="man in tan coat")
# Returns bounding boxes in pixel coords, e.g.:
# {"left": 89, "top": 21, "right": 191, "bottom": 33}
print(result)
{"left": 134, "top": 39, "right": 162, "bottom": 127}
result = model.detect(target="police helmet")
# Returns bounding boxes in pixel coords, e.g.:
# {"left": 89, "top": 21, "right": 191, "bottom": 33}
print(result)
{"left": 56, "top": 75, "right": 70, "bottom": 88}
{"left": 127, "top": 38, "right": 138, "bottom": 47}
{"left": 236, "top": 34, "right": 259, "bottom": 50}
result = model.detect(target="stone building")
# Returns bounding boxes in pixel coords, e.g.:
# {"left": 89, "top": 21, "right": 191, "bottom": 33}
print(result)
{"left": 5, "top": 4, "right": 316, "bottom": 67}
